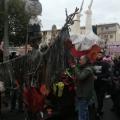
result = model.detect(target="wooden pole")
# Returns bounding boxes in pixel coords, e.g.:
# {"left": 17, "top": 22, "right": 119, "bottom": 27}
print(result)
{"left": 3, "top": 0, "right": 9, "bottom": 61}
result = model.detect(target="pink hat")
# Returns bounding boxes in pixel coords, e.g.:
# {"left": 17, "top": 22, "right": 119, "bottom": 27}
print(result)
{"left": 103, "top": 56, "right": 111, "bottom": 62}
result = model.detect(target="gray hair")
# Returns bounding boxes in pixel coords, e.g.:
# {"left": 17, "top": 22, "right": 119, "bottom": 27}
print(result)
{"left": 83, "top": 55, "right": 91, "bottom": 64}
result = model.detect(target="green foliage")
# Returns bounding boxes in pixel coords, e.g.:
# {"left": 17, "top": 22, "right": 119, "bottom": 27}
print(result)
{"left": 0, "top": 0, "right": 30, "bottom": 46}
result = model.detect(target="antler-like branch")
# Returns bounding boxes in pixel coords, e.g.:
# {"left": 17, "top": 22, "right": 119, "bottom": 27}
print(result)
{"left": 67, "top": 20, "right": 80, "bottom": 27}
{"left": 88, "top": 0, "right": 93, "bottom": 10}
{"left": 65, "top": 7, "right": 79, "bottom": 25}
{"left": 65, "top": 8, "right": 68, "bottom": 18}
{"left": 79, "top": 0, "right": 84, "bottom": 13}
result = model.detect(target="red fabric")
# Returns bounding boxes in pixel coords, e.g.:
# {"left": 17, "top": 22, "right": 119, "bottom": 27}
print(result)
{"left": 16, "top": 80, "right": 20, "bottom": 88}
{"left": 71, "top": 45, "right": 102, "bottom": 63}
{"left": 40, "top": 84, "right": 49, "bottom": 96}
{"left": 65, "top": 39, "right": 73, "bottom": 50}
{"left": 68, "top": 86, "right": 73, "bottom": 91}
{"left": 62, "top": 76, "right": 69, "bottom": 85}
{"left": 22, "top": 85, "right": 47, "bottom": 114}
{"left": 71, "top": 46, "right": 89, "bottom": 57}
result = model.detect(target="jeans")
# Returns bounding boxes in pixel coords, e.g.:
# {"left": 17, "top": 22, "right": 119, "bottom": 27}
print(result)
{"left": 78, "top": 98, "right": 89, "bottom": 120}
{"left": 95, "top": 88, "right": 106, "bottom": 114}
{"left": 10, "top": 89, "right": 23, "bottom": 109}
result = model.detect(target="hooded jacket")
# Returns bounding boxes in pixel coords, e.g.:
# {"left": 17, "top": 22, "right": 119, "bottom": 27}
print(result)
{"left": 73, "top": 64, "right": 95, "bottom": 100}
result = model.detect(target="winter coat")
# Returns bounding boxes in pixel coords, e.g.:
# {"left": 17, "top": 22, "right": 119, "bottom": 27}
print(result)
{"left": 73, "top": 65, "right": 95, "bottom": 100}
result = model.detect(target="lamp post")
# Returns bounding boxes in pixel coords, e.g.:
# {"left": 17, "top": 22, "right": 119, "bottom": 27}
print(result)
{"left": 3, "top": 0, "right": 9, "bottom": 61}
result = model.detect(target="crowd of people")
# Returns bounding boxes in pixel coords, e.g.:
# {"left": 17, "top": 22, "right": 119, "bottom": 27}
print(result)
{"left": 0, "top": 51, "right": 24, "bottom": 119}
{"left": 71, "top": 52, "right": 120, "bottom": 120}
{"left": 0, "top": 51, "right": 120, "bottom": 120}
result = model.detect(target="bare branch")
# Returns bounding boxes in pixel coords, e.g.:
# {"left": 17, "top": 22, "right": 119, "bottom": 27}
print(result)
{"left": 68, "top": 20, "right": 80, "bottom": 27}
{"left": 65, "top": 8, "right": 68, "bottom": 18}
{"left": 88, "top": 0, "right": 93, "bottom": 10}
{"left": 79, "top": 0, "right": 84, "bottom": 13}
{"left": 65, "top": 7, "right": 79, "bottom": 25}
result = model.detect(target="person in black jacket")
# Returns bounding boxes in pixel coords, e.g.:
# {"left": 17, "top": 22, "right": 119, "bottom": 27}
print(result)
{"left": 109, "top": 76, "right": 119, "bottom": 111}
{"left": 93, "top": 51, "right": 110, "bottom": 118}
{"left": 113, "top": 55, "right": 119, "bottom": 77}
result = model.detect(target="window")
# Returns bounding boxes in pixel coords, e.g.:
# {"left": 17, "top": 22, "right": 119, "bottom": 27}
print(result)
{"left": 47, "top": 31, "right": 51, "bottom": 35}
{"left": 101, "top": 27, "right": 103, "bottom": 31}
{"left": 104, "top": 35, "right": 108, "bottom": 38}
{"left": 106, "top": 27, "right": 109, "bottom": 30}
{"left": 43, "top": 31, "right": 47, "bottom": 36}
{"left": 110, "top": 35, "right": 113, "bottom": 39}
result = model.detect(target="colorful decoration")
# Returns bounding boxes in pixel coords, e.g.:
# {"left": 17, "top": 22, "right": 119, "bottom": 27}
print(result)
{"left": 0, "top": 7, "right": 79, "bottom": 119}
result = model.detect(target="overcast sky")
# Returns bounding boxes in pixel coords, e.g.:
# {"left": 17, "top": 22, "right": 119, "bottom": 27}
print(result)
{"left": 39, "top": 0, "right": 120, "bottom": 30}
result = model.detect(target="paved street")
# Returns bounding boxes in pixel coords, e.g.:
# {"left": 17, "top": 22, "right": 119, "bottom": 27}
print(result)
{"left": 0, "top": 98, "right": 120, "bottom": 120}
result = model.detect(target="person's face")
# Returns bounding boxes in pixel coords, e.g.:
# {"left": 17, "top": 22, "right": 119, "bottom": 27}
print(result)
{"left": 79, "top": 56, "right": 86, "bottom": 66}
{"left": 114, "top": 55, "right": 117, "bottom": 60}
{"left": 96, "top": 53, "right": 104, "bottom": 61}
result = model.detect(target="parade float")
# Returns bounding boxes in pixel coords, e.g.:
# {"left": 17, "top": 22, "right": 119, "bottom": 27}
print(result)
{"left": 70, "top": 0, "right": 105, "bottom": 63}
{"left": 0, "top": 0, "right": 105, "bottom": 120}
{"left": 42, "top": 0, "right": 104, "bottom": 116}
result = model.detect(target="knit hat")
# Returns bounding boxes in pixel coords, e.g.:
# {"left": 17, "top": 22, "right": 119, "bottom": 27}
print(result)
{"left": 103, "top": 56, "right": 111, "bottom": 62}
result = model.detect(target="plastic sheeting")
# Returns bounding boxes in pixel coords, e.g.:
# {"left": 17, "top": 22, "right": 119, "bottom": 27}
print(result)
{"left": 70, "top": 9, "right": 105, "bottom": 51}
{"left": 70, "top": 30, "right": 105, "bottom": 51}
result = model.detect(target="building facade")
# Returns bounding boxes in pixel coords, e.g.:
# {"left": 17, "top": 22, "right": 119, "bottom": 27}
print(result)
{"left": 41, "top": 29, "right": 61, "bottom": 44}
{"left": 97, "top": 23, "right": 120, "bottom": 42}
{"left": 0, "top": 41, "right": 32, "bottom": 56}
{"left": 81, "top": 23, "right": 120, "bottom": 55}
{"left": 80, "top": 23, "right": 120, "bottom": 42}
{"left": 41, "top": 23, "right": 120, "bottom": 55}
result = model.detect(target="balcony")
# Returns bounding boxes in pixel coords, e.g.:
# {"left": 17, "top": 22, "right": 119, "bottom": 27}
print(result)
{"left": 101, "top": 29, "right": 116, "bottom": 34}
